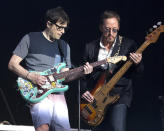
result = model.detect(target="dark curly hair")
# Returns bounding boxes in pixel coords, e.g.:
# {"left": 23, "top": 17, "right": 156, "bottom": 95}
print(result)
{"left": 45, "top": 6, "right": 70, "bottom": 25}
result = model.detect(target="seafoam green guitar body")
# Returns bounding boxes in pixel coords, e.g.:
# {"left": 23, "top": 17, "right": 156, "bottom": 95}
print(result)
{"left": 17, "top": 63, "right": 68, "bottom": 103}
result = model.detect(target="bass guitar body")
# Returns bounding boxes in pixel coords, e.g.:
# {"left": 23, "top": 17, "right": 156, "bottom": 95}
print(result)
{"left": 80, "top": 72, "right": 120, "bottom": 126}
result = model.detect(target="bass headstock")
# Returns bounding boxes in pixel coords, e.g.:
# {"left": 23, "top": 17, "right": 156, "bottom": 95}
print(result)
{"left": 145, "top": 22, "right": 164, "bottom": 43}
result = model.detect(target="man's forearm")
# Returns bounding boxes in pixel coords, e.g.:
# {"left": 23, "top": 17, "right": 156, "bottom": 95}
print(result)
{"left": 8, "top": 62, "right": 29, "bottom": 79}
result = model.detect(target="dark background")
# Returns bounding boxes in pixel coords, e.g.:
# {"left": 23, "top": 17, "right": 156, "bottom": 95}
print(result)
{"left": 0, "top": 0, "right": 164, "bottom": 131}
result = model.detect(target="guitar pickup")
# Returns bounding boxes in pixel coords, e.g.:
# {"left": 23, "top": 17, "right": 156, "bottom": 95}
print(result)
{"left": 92, "top": 99, "right": 97, "bottom": 108}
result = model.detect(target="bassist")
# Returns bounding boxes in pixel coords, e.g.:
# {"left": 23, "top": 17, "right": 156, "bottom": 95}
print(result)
{"left": 81, "top": 10, "right": 143, "bottom": 131}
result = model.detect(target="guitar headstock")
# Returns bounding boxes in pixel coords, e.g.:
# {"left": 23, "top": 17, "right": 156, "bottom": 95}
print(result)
{"left": 145, "top": 22, "right": 164, "bottom": 43}
{"left": 106, "top": 56, "right": 127, "bottom": 64}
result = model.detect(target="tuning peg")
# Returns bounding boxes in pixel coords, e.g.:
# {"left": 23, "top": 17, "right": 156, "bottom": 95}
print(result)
{"left": 157, "top": 21, "right": 162, "bottom": 26}
{"left": 148, "top": 28, "right": 153, "bottom": 33}
{"left": 153, "top": 25, "right": 157, "bottom": 29}
{"left": 146, "top": 29, "right": 151, "bottom": 35}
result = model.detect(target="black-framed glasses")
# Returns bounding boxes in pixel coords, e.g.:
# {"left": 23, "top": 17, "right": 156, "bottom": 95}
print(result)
{"left": 54, "top": 23, "right": 69, "bottom": 31}
{"left": 104, "top": 27, "right": 118, "bottom": 33}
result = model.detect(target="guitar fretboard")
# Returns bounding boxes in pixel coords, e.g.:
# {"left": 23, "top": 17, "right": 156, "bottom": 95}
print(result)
{"left": 53, "top": 59, "right": 107, "bottom": 80}
{"left": 103, "top": 40, "right": 151, "bottom": 93}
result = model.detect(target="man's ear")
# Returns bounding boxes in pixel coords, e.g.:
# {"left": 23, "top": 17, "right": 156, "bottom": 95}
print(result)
{"left": 47, "top": 21, "right": 52, "bottom": 28}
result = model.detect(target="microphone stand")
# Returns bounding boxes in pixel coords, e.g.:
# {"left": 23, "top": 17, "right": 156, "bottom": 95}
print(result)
{"left": 78, "top": 79, "right": 81, "bottom": 131}
{"left": 71, "top": 63, "right": 81, "bottom": 131}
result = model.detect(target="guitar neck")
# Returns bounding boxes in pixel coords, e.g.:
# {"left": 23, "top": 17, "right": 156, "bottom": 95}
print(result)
{"left": 54, "top": 59, "right": 107, "bottom": 80}
{"left": 105, "top": 40, "right": 150, "bottom": 89}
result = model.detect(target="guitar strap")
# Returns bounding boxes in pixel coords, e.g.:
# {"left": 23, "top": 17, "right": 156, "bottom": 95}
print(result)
{"left": 114, "top": 35, "right": 123, "bottom": 56}
{"left": 108, "top": 35, "right": 123, "bottom": 73}
{"left": 57, "top": 40, "right": 65, "bottom": 62}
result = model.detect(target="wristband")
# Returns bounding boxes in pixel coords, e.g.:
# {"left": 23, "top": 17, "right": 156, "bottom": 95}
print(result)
{"left": 26, "top": 72, "right": 30, "bottom": 79}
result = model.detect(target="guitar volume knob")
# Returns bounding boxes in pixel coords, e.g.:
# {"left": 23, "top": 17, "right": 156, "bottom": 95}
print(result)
{"left": 38, "top": 90, "right": 43, "bottom": 94}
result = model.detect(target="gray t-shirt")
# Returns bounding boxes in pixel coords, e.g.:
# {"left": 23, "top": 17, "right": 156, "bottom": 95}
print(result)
{"left": 13, "top": 32, "right": 71, "bottom": 72}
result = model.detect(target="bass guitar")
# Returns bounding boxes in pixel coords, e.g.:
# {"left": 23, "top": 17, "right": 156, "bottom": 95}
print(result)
{"left": 17, "top": 56, "right": 126, "bottom": 103}
{"left": 80, "top": 22, "right": 164, "bottom": 126}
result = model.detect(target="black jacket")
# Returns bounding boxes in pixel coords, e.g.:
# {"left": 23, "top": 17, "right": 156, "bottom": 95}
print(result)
{"left": 80, "top": 36, "right": 144, "bottom": 107}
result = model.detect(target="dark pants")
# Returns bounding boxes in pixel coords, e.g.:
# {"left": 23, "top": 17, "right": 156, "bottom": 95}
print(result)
{"left": 92, "top": 103, "right": 127, "bottom": 131}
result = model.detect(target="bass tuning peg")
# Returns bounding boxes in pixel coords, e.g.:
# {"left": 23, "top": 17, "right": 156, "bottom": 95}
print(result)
{"left": 153, "top": 25, "right": 157, "bottom": 29}
{"left": 148, "top": 28, "right": 153, "bottom": 33}
{"left": 157, "top": 21, "right": 162, "bottom": 26}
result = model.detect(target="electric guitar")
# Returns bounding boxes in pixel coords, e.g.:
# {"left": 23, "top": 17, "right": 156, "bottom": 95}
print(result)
{"left": 80, "top": 22, "right": 164, "bottom": 126}
{"left": 17, "top": 56, "right": 127, "bottom": 103}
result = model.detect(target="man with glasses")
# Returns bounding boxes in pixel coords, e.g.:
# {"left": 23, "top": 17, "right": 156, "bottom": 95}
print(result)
{"left": 8, "top": 7, "right": 93, "bottom": 131}
{"left": 80, "top": 10, "right": 143, "bottom": 131}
